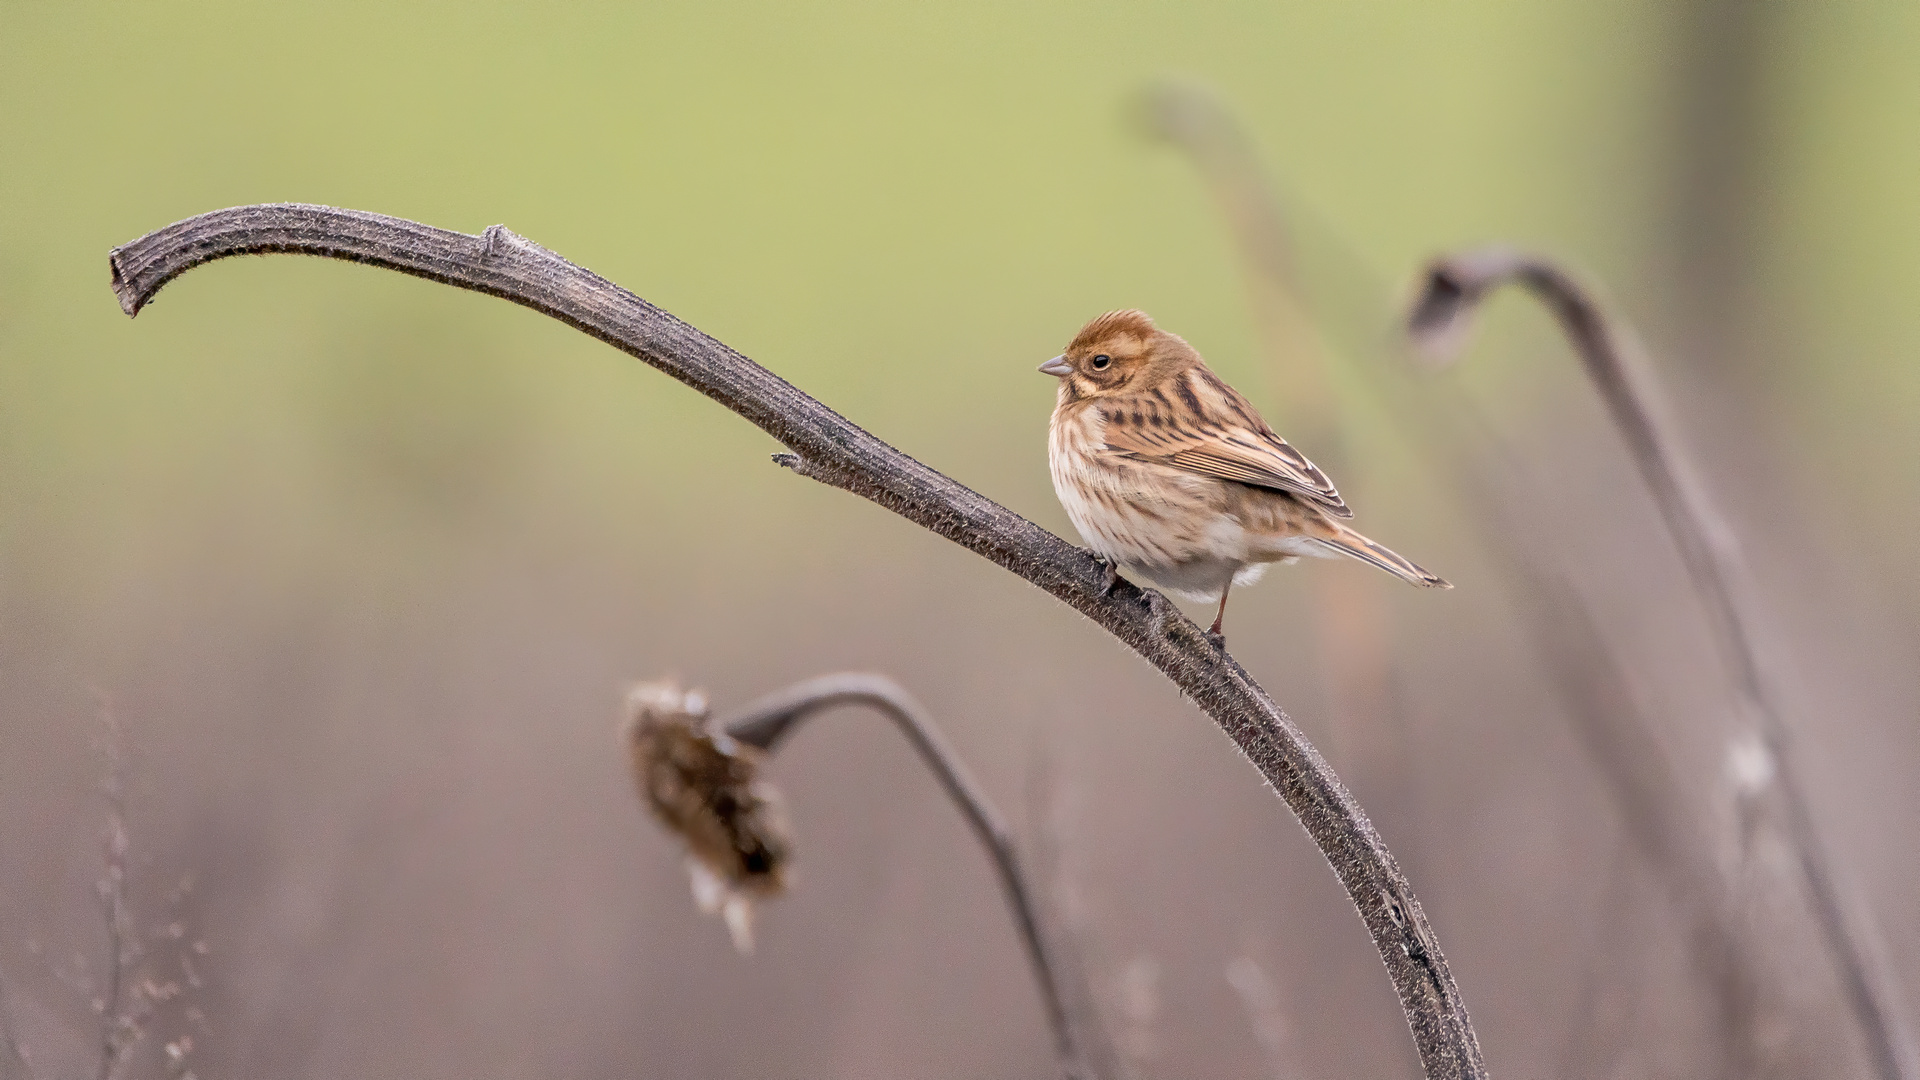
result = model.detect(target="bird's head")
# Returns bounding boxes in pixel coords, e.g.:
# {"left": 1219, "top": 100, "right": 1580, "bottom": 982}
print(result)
{"left": 1039, "top": 309, "right": 1195, "bottom": 401}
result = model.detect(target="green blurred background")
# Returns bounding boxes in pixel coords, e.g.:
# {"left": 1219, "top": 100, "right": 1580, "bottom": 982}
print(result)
{"left": 4, "top": 3, "right": 1919, "bottom": 1078}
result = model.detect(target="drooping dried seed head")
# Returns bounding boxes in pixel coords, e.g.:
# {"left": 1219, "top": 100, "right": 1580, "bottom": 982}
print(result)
{"left": 625, "top": 680, "right": 793, "bottom": 952}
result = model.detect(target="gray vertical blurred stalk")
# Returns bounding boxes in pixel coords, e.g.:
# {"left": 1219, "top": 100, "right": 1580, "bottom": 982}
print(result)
{"left": 0, "top": 990, "right": 26, "bottom": 1080}
{"left": 1663, "top": 0, "right": 1772, "bottom": 383}
{"left": 93, "top": 707, "right": 134, "bottom": 1080}
{"left": 1133, "top": 82, "right": 1795, "bottom": 1077}
{"left": 713, "top": 673, "right": 1106, "bottom": 1080}
{"left": 0, "top": 706, "right": 198, "bottom": 1080}
{"left": 1408, "top": 250, "right": 1920, "bottom": 1080}
{"left": 1226, "top": 957, "right": 1298, "bottom": 1080}
{"left": 1022, "top": 761, "right": 1137, "bottom": 1080}
{"left": 1137, "top": 82, "right": 1407, "bottom": 807}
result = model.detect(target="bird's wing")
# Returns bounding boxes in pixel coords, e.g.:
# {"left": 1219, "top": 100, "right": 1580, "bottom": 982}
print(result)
{"left": 1099, "top": 368, "right": 1352, "bottom": 517}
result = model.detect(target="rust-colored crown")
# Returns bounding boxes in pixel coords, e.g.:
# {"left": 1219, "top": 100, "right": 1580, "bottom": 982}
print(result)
{"left": 1069, "top": 309, "right": 1157, "bottom": 351}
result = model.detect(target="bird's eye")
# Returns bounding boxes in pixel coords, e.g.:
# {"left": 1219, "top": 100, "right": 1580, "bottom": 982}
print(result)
{"left": 1091, "top": 354, "right": 1112, "bottom": 370}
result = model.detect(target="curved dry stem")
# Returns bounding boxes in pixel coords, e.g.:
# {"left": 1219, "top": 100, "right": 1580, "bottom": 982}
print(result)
{"left": 720, "top": 673, "right": 1092, "bottom": 1079}
{"left": 109, "top": 203, "right": 1484, "bottom": 1078}
{"left": 1409, "top": 249, "right": 1918, "bottom": 1080}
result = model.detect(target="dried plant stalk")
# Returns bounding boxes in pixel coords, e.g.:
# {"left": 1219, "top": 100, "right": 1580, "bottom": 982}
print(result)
{"left": 2, "top": 706, "right": 206, "bottom": 1080}
{"left": 94, "top": 707, "right": 135, "bottom": 1080}
{"left": 1023, "top": 757, "right": 1135, "bottom": 1080}
{"left": 109, "top": 204, "right": 1485, "bottom": 1079}
{"left": 704, "top": 673, "right": 1097, "bottom": 1080}
{"left": 1409, "top": 249, "right": 1919, "bottom": 1080}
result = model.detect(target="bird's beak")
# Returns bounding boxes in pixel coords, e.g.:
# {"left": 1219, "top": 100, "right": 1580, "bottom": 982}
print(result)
{"left": 1038, "top": 355, "right": 1071, "bottom": 377}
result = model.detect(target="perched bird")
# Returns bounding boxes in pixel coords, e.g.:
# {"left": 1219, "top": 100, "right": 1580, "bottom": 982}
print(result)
{"left": 1042, "top": 309, "right": 1449, "bottom": 641}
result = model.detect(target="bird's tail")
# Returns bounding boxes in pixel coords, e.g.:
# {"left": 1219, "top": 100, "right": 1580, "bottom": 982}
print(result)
{"left": 1310, "top": 521, "right": 1452, "bottom": 588}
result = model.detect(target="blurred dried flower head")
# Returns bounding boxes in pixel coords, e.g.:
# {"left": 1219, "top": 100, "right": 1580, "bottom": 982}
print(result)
{"left": 625, "top": 680, "right": 793, "bottom": 953}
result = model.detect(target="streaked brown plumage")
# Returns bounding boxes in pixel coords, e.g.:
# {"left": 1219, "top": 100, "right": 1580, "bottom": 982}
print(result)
{"left": 1041, "top": 309, "right": 1448, "bottom": 640}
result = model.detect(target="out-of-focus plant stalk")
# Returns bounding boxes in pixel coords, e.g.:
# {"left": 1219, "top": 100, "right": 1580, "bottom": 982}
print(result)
{"left": 628, "top": 672, "right": 1100, "bottom": 1076}
{"left": 1, "top": 706, "right": 205, "bottom": 1080}
{"left": 711, "top": 672, "right": 1098, "bottom": 1080}
{"left": 94, "top": 708, "right": 135, "bottom": 1080}
{"left": 1023, "top": 759, "right": 1137, "bottom": 1080}
{"left": 1139, "top": 82, "right": 1404, "bottom": 793}
{"left": 1409, "top": 250, "right": 1919, "bottom": 1080}
{"left": 1226, "top": 956, "right": 1298, "bottom": 1080}
{"left": 0, "top": 955, "right": 34, "bottom": 1080}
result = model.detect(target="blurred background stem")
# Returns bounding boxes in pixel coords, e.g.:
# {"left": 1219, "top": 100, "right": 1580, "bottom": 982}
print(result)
{"left": 719, "top": 672, "right": 1102, "bottom": 1080}
{"left": 1409, "top": 252, "right": 1920, "bottom": 1080}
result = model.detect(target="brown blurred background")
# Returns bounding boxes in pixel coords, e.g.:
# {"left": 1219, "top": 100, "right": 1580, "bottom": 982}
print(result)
{"left": 3, "top": 3, "right": 1918, "bottom": 1077}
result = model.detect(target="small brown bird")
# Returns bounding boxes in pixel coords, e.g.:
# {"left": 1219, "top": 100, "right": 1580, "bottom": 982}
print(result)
{"left": 1042, "top": 310, "right": 1449, "bottom": 641}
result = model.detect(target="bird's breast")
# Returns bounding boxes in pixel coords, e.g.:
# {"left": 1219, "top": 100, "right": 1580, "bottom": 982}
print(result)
{"left": 1047, "top": 403, "right": 1233, "bottom": 572}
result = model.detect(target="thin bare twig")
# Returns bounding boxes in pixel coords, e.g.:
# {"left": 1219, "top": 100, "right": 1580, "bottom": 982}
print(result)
{"left": 1409, "top": 249, "right": 1919, "bottom": 1080}
{"left": 715, "top": 673, "right": 1097, "bottom": 1080}
{"left": 94, "top": 707, "right": 134, "bottom": 1080}
{"left": 2, "top": 709, "right": 201, "bottom": 1080}
{"left": 109, "top": 203, "right": 1484, "bottom": 1078}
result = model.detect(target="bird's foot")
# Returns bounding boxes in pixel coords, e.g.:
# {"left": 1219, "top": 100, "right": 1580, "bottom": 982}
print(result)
{"left": 1140, "top": 587, "right": 1171, "bottom": 634}
{"left": 1093, "top": 555, "right": 1121, "bottom": 597}
{"left": 1206, "top": 611, "right": 1228, "bottom": 651}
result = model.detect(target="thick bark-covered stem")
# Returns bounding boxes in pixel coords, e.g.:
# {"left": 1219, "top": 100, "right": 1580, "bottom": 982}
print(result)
{"left": 110, "top": 204, "right": 1486, "bottom": 1079}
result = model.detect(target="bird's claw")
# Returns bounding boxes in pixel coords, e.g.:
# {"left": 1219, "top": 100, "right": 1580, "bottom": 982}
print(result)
{"left": 1139, "top": 587, "right": 1170, "bottom": 634}
{"left": 1093, "top": 555, "right": 1121, "bottom": 597}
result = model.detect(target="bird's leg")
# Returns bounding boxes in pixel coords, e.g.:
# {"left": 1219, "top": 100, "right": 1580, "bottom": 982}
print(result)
{"left": 1093, "top": 554, "right": 1121, "bottom": 597}
{"left": 1207, "top": 581, "right": 1232, "bottom": 646}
